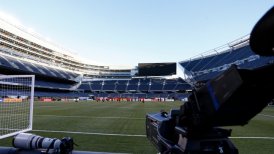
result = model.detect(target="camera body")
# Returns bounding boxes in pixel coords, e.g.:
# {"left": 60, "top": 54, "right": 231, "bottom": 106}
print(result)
{"left": 146, "top": 63, "right": 274, "bottom": 153}
{"left": 146, "top": 110, "right": 180, "bottom": 153}
{"left": 146, "top": 111, "right": 238, "bottom": 154}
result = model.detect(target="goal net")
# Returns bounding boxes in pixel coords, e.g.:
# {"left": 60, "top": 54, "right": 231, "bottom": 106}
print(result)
{"left": 0, "top": 75, "right": 35, "bottom": 139}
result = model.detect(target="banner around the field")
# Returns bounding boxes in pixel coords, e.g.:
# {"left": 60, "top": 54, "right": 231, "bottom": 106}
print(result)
{"left": 3, "top": 98, "right": 23, "bottom": 103}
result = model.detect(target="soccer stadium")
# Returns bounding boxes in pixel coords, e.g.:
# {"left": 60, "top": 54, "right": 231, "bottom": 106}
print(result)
{"left": 1, "top": 3, "right": 274, "bottom": 154}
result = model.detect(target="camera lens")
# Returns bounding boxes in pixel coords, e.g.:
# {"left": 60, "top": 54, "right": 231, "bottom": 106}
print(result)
{"left": 13, "top": 133, "right": 38, "bottom": 149}
{"left": 13, "top": 133, "right": 61, "bottom": 150}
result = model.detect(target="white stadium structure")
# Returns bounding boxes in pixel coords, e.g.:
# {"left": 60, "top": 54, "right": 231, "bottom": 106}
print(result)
{"left": 1, "top": 16, "right": 274, "bottom": 100}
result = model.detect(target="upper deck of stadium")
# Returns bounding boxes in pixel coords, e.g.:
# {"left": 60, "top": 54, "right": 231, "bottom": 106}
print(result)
{"left": 0, "top": 17, "right": 133, "bottom": 78}
{"left": 1, "top": 14, "right": 274, "bottom": 83}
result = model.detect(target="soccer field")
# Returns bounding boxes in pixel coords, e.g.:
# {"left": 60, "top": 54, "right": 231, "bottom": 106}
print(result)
{"left": 0, "top": 101, "right": 274, "bottom": 153}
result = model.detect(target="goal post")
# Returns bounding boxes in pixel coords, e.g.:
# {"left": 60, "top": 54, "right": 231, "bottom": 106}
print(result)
{"left": 0, "top": 75, "right": 35, "bottom": 139}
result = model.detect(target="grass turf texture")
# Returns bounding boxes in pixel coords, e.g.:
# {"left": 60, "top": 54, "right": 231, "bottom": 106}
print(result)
{"left": 0, "top": 101, "right": 274, "bottom": 153}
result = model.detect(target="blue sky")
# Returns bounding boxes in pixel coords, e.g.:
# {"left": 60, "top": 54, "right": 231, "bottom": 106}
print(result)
{"left": 0, "top": 1, "right": 273, "bottom": 66}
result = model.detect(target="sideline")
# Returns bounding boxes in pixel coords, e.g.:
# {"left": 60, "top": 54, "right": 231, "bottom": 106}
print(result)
{"left": 258, "top": 114, "right": 274, "bottom": 118}
{"left": 35, "top": 115, "right": 145, "bottom": 120}
{"left": 32, "top": 129, "right": 274, "bottom": 140}
{"left": 32, "top": 129, "right": 146, "bottom": 137}
{"left": 230, "top": 137, "right": 274, "bottom": 140}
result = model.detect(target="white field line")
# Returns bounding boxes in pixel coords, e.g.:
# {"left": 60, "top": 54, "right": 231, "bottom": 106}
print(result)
{"left": 32, "top": 129, "right": 146, "bottom": 137}
{"left": 32, "top": 129, "right": 274, "bottom": 140}
{"left": 258, "top": 114, "right": 274, "bottom": 118}
{"left": 230, "top": 137, "right": 274, "bottom": 140}
{"left": 35, "top": 115, "right": 145, "bottom": 120}
{"left": 34, "top": 106, "right": 163, "bottom": 109}
{"left": 35, "top": 106, "right": 56, "bottom": 108}
{"left": 31, "top": 113, "right": 274, "bottom": 119}
{"left": 33, "top": 113, "right": 274, "bottom": 120}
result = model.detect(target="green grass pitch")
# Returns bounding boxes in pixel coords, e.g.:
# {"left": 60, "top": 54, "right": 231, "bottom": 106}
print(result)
{"left": 0, "top": 101, "right": 274, "bottom": 153}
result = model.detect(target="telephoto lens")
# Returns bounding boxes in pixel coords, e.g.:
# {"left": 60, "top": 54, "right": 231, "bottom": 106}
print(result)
{"left": 13, "top": 133, "right": 62, "bottom": 151}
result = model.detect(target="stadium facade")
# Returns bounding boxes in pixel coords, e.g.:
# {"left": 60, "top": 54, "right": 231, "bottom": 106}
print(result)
{"left": 1, "top": 16, "right": 274, "bottom": 101}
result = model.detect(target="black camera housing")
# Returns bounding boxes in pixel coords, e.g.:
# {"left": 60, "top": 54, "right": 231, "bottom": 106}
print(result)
{"left": 146, "top": 62, "right": 274, "bottom": 153}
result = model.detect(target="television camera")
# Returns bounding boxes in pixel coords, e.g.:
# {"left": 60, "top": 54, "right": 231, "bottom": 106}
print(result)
{"left": 146, "top": 6, "right": 274, "bottom": 154}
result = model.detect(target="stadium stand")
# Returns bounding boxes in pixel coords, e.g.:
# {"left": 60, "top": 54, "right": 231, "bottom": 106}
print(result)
{"left": 0, "top": 18, "right": 135, "bottom": 100}
{"left": 180, "top": 36, "right": 274, "bottom": 82}
{"left": 0, "top": 54, "right": 80, "bottom": 80}
{"left": 115, "top": 80, "right": 128, "bottom": 92}
{"left": 6, "top": 15, "right": 274, "bottom": 101}
{"left": 77, "top": 78, "right": 191, "bottom": 100}
{"left": 138, "top": 78, "right": 150, "bottom": 92}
